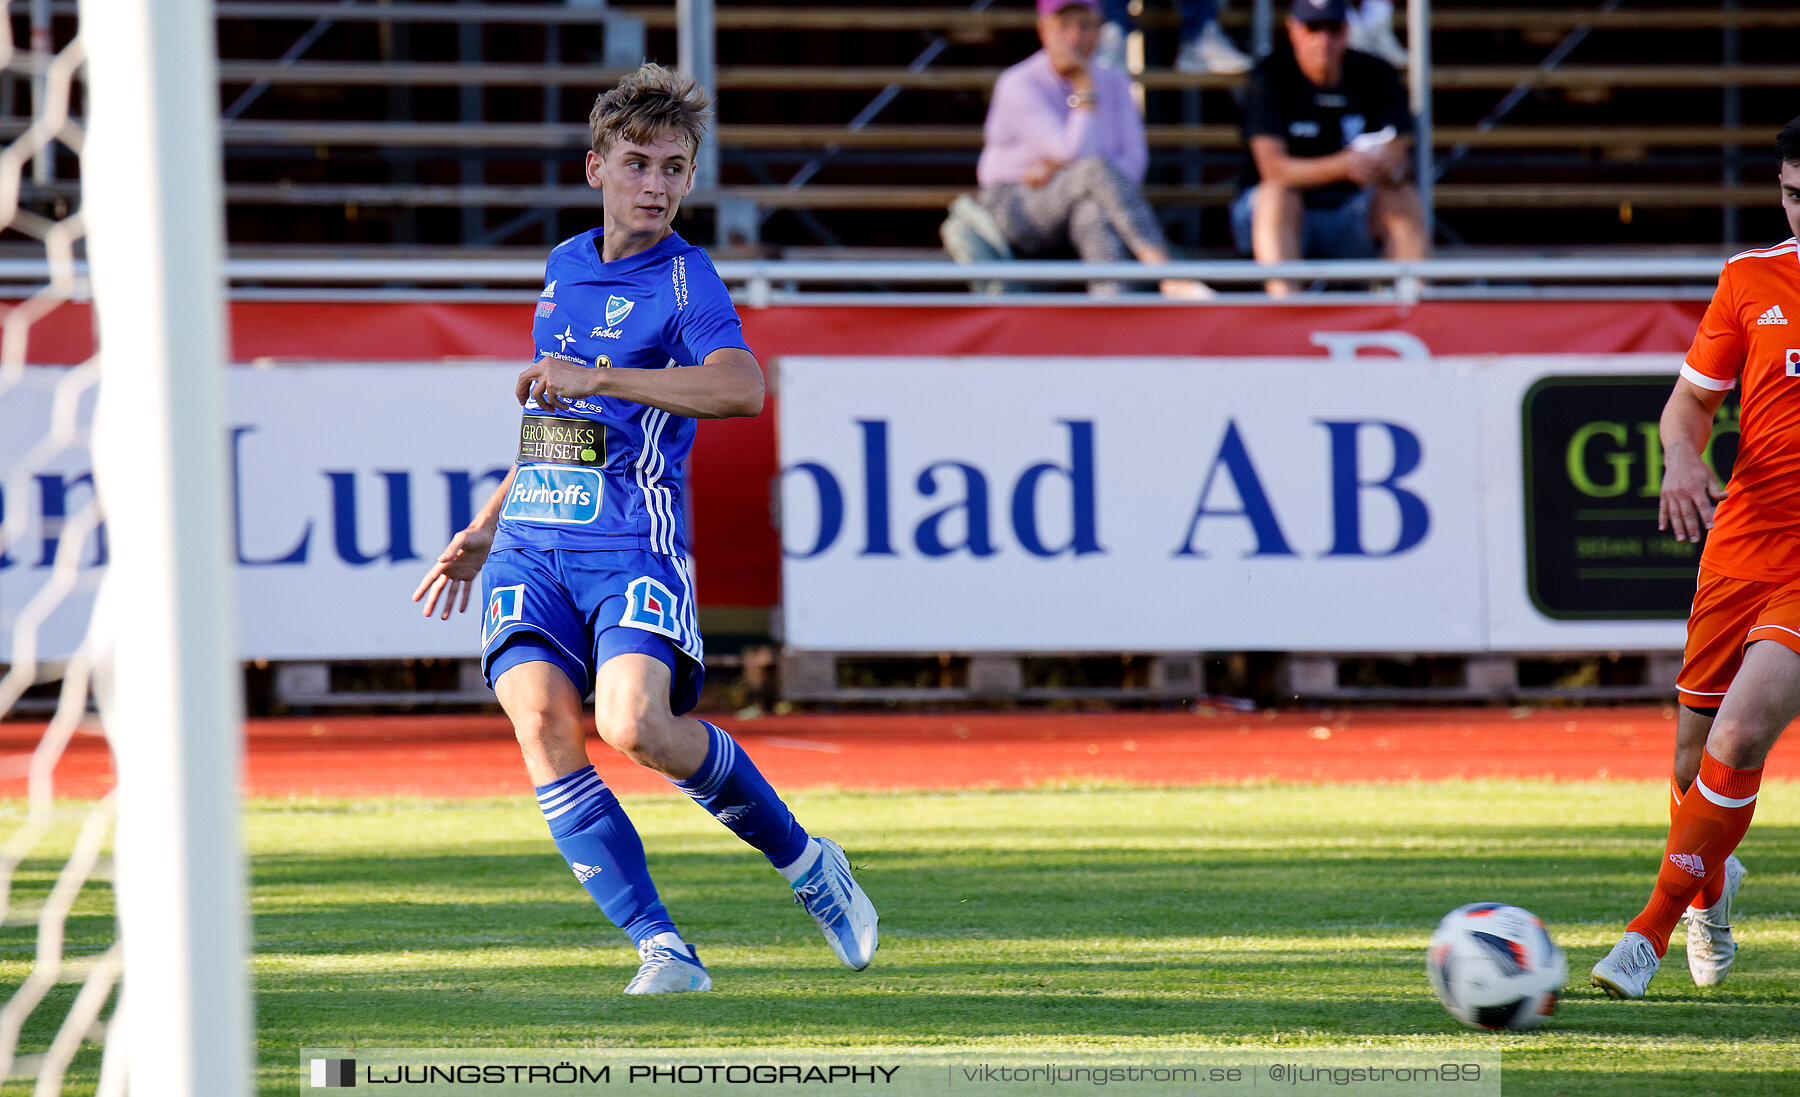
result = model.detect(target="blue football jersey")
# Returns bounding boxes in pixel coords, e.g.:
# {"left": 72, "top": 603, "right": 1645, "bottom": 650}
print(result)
{"left": 491, "top": 229, "right": 751, "bottom": 557}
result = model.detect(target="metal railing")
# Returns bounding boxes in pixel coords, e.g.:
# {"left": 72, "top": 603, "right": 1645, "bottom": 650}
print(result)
{"left": 0, "top": 256, "right": 1728, "bottom": 305}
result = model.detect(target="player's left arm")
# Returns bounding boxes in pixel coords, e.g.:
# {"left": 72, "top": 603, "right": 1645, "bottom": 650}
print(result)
{"left": 411, "top": 464, "right": 519, "bottom": 619}
{"left": 515, "top": 347, "right": 764, "bottom": 419}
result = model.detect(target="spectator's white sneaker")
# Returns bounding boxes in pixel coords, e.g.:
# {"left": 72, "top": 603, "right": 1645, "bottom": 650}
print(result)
{"left": 1349, "top": 19, "right": 1409, "bottom": 67}
{"left": 1175, "top": 21, "right": 1252, "bottom": 75}
{"left": 792, "top": 838, "right": 879, "bottom": 970}
{"left": 623, "top": 940, "right": 711, "bottom": 994}
{"left": 1686, "top": 854, "right": 1747, "bottom": 987}
{"left": 1590, "top": 931, "right": 1660, "bottom": 1000}
{"left": 1094, "top": 21, "right": 1129, "bottom": 71}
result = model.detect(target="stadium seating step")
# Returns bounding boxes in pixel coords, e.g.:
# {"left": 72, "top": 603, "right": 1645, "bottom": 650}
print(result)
{"left": 1274, "top": 652, "right": 1682, "bottom": 703}
{"left": 779, "top": 650, "right": 1678, "bottom": 705}
{"left": 255, "top": 651, "right": 1679, "bottom": 709}
{"left": 270, "top": 659, "right": 494, "bottom": 710}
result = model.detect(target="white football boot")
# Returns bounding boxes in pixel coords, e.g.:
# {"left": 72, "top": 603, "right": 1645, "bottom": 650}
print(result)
{"left": 1686, "top": 854, "right": 1747, "bottom": 986}
{"left": 623, "top": 939, "right": 712, "bottom": 994}
{"left": 792, "top": 838, "right": 879, "bottom": 970}
{"left": 1590, "top": 931, "right": 1660, "bottom": 999}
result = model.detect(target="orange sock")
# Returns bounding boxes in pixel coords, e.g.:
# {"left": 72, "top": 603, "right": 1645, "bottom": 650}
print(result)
{"left": 1672, "top": 777, "right": 1729, "bottom": 908}
{"left": 1629, "top": 752, "right": 1762, "bottom": 955}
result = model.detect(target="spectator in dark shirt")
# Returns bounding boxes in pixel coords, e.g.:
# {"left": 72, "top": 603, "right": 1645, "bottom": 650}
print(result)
{"left": 1231, "top": 0, "right": 1427, "bottom": 295}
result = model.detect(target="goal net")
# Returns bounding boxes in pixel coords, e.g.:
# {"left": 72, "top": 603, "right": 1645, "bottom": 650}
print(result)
{"left": 0, "top": 1, "right": 248, "bottom": 1094}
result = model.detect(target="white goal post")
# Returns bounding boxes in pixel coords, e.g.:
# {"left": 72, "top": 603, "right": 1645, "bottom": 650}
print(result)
{"left": 79, "top": 0, "right": 250, "bottom": 1094}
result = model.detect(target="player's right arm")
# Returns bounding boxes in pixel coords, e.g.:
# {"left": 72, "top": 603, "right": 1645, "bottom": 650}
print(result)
{"left": 518, "top": 256, "right": 761, "bottom": 419}
{"left": 1658, "top": 378, "right": 1730, "bottom": 543}
{"left": 412, "top": 465, "right": 518, "bottom": 619}
{"left": 1662, "top": 261, "right": 1745, "bottom": 543}
{"left": 516, "top": 348, "right": 762, "bottom": 419}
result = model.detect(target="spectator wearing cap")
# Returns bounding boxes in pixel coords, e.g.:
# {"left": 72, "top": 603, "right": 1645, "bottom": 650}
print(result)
{"left": 976, "top": 0, "right": 1209, "bottom": 297}
{"left": 1232, "top": 0, "right": 1426, "bottom": 296}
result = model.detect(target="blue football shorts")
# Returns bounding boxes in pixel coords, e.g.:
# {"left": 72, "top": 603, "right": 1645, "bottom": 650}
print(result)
{"left": 478, "top": 546, "right": 705, "bottom": 715}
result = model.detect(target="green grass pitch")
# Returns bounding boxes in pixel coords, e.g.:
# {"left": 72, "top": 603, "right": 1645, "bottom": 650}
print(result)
{"left": 2, "top": 780, "right": 1797, "bottom": 1095}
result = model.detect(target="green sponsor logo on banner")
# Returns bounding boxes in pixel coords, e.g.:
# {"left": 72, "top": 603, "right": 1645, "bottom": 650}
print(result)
{"left": 1522, "top": 375, "right": 1737, "bottom": 620}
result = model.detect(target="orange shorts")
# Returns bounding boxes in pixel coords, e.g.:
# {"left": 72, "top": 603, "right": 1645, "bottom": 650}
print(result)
{"left": 1677, "top": 566, "right": 1800, "bottom": 707}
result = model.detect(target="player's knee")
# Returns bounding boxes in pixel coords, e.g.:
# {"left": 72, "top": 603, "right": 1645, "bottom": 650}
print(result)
{"left": 593, "top": 707, "right": 645, "bottom": 755}
{"left": 593, "top": 706, "right": 680, "bottom": 769}
{"left": 1706, "top": 712, "right": 1781, "bottom": 769}
{"left": 509, "top": 703, "right": 580, "bottom": 755}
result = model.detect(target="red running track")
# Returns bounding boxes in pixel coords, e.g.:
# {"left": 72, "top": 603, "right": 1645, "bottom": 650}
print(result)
{"left": 6, "top": 704, "right": 1798, "bottom": 799}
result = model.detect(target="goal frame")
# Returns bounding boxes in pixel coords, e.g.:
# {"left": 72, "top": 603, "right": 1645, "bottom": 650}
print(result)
{"left": 78, "top": 0, "right": 249, "bottom": 1093}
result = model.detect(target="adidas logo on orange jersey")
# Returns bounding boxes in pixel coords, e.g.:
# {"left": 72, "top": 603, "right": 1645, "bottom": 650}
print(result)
{"left": 1757, "top": 304, "right": 1789, "bottom": 325}
{"left": 1668, "top": 852, "right": 1706, "bottom": 877}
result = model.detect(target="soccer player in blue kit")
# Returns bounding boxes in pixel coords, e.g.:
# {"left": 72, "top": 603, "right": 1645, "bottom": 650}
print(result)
{"left": 411, "top": 63, "right": 877, "bottom": 994}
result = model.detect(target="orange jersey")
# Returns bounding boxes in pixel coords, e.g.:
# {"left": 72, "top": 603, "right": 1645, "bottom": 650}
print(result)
{"left": 1683, "top": 237, "right": 1800, "bottom": 581}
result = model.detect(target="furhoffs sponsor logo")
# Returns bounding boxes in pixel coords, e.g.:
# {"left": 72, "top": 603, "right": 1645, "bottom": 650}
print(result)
{"left": 499, "top": 467, "right": 604, "bottom": 525}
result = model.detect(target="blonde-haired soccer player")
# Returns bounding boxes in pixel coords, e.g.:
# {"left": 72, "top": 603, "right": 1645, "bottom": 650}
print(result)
{"left": 1590, "top": 115, "right": 1800, "bottom": 998}
{"left": 413, "top": 63, "right": 878, "bottom": 995}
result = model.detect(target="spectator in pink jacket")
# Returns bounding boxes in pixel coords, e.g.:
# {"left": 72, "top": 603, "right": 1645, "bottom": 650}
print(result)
{"left": 976, "top": 0, "right": 1209, "bottom": 297}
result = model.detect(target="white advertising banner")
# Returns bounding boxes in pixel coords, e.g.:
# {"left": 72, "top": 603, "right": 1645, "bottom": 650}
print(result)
{"left": 2, "top": 362, "right": 521, "bottom": 661}
{"left": 3, "top": 355, "right": 1697, "bottom": 663}
{"left": 777, "top": 356, "right": 1488, "bottom": 652}
{"left": 1475, "top": 354, "right": 1689, "bottom": 650}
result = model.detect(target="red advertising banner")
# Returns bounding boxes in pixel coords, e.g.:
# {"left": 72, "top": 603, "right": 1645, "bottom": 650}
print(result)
{"left": 14, "top": 299, "right": 1708, "bottom": 609}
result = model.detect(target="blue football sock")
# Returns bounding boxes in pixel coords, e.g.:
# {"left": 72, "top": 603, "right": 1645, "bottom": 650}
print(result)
{"left": 672, "top": 722, "right": 813, "bottom": 871}
{"left": 536, "top": 765, "right": 677, "bottom": 947}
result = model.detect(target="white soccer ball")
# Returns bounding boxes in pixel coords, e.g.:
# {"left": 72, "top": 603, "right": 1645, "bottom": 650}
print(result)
{"left": 1426, "top": 903, "right": 1567, "bottom": 1031}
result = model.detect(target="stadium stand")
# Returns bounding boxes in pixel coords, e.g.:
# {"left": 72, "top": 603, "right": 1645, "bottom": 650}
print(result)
{"left": 6, "top": 1, "right": 1789, "bottom": 260}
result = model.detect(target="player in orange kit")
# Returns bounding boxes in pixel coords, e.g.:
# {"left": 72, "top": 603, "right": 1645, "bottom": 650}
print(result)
{"left": 1591, "top": 115, "right": 1800, "bottom": 999}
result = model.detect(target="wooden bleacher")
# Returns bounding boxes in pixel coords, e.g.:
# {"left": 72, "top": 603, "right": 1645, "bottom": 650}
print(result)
{"left": 192, "top": 59, "right": 1799, "bottom": 94}
{"left": 137, "top": 121, "right": 1781, "bottom": 153}
{"left": 14, "top": 2, "right": 1790, "bottom": 255}
{"left": 215, "top": 3, "right": 1800, "bottom": 34}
